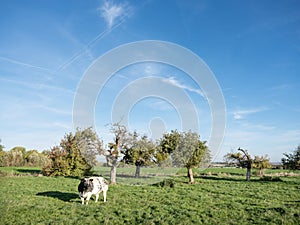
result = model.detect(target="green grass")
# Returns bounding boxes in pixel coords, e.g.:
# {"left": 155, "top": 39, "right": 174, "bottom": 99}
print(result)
{"left": 0, "top": 167, "right": 300, "bottom": 224}
{"left": 0, "top": 166, "right": 41, "bottom": 176}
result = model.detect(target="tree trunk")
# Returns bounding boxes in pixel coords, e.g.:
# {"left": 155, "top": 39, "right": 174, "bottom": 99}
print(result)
{"left": 135, "top": 165, "right": 141, "bottom": 178}
{"left": 110, "top": 165, "right": 117, "bottom": 185}
{"left": 187, "top": 167, "right": 195, "bottom": 183}
{"left": 238, "top": 148, "right": 252, "bottom": 181}
{"left": 106, "top": 154, "right": 119, "bottom": 185}
{"left": 246, "top": 165, "right": 251, "bottom": 181}
{"left": 259, "top": 168, "right": 264, "bottom": 176}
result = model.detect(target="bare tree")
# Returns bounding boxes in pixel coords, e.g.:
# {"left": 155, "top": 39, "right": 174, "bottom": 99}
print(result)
{"left": 102, "top": 123, "right": 128, "bottom": 184}
{"left": 224, "top": 148, "right": 252, "bottom": 181}
{"left": 238, "top": 148, "right": 252, "bottom": 181}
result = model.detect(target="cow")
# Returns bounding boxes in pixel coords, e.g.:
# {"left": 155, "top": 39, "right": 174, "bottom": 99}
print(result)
{"left": 78, "top": 177, "right": 108, "bottom": 205}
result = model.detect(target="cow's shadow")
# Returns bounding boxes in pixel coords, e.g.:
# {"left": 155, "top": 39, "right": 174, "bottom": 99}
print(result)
{"left": 36, "top": 191, "right": 78, "bottom": 202}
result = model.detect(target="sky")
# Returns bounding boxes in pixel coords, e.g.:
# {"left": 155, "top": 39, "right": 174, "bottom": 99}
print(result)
{"left": 0, "top": 0, "right": 299, "bottom": 162}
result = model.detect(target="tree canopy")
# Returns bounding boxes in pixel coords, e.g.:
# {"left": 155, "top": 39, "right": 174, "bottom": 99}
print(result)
{"left": 252, "top": 155, "right": 272, "bottom": 175}
{"left": 122, "top": 133, "right": 156, "bottom": 177}
{"left": 158, "top": 130, "right": 210, "bottom": 183}
{"left": 282, "top": 145, "right": 300, "bottom": 170}
{"left": 42, "top": 127, "right": 101, "bottom": 176}
{"left": 224, "top": 148, "right": 272, "bottom": 180}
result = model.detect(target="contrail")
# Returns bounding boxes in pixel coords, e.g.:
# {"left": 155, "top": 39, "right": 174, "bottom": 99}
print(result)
{"left": 1, "top": 2, "right": 138, "bottom": 75}
{"left": 0, "top": 56, "right": 53, "bottom": 72}
{"left": 55, "top": 12, "right": 132, "bottom": 73}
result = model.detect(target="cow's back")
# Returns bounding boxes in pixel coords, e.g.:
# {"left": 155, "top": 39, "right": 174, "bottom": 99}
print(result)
{"left": 90, "top": 177, "right": 108, "bottom": 194}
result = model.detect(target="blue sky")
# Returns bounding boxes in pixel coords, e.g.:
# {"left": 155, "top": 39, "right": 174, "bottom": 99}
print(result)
{"left": 0, "top": 0, "right": 299, "bottom": 162}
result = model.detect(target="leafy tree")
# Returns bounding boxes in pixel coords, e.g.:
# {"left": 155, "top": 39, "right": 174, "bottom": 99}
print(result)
{"left": 42, "top": 146, "right": 69, "bottom": 176}
{"left": 75, "top": 127, "right": 102, "bottom": 167}
{"left": 42, "top": 128, "right": 100, "bottom": 176}
{"left": 3, "top": 146, "right": 26, "bottom": 167}
{"left": 0, "top": 139, "right": 5, "bottom": 166}
{"left": 24, "top": 150, "right": 48, "bottom": 167}
{"left": 252, "top": 155, "right": 272, "bottom": 176}
{"left": 156, "top": 130, "right": 180, "bottom": 166}
{"left": 171, "top": 131, "right": 210, "bottom": 183}
{"left": 0, "top": 139, "right": 4, "bottom": 151}
{"left": 158, "top": 130, "right": 209, "bottom": 183}
{"left": 62, "top": 132, "right": 92, "bottom": 176}
{"left": 122, "top": 133, "right": 156, "bottom": 178}
{"left": 282, "top": 145, "right": 300, "bottom": 170}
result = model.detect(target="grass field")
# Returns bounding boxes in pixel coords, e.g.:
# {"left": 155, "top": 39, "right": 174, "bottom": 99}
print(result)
{"left": 1, "top": 167, "right": 300, "bottom": 224}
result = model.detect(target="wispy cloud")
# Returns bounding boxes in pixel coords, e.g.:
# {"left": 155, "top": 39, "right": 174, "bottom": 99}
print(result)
{"left": 233, "top": 107, "right": 268, "bottom": 120}
{"left": 0, "top": 77, "right": 74, "bottom": 95}
{"left": 99, "top": 0, "right": 131, "bottom": 29}
{"left": 239, "top": 122, "right": 275, "bottom": 131}
{"left": 146, "top": 99, "right": 174, "bottom": 111}
{"left": 0, "top": 56, "right": 52, "bottom": 72}
{"left": 269, "top": 84, "right": 291, "bottom": 91}
{"left": 56, "top": 1, "right": 133, "bottom": 72}
{"left": 36, "top": 105, "right": 72, "bottom": 116}
{"left": 163, "top": 77, "right": 204, "bottom": 96}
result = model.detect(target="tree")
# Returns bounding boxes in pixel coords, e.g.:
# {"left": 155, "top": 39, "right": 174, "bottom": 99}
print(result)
{"left": 42, "top": 146, "right": 69, "bottom": 176}
{"left": 42, "top": 128, "right": 101, "bottom": 176}
{"left": 3, "top": 146, "right": 26, "bottom": 167}
{"left": 24, "top": 150, "right": 48, "bottom": 167}
{"left": 156, "top": 130, "right": 181, "bottom": 167}
{"left": 225, "top": 149, "right": 273, "bottom": 180}
{"left": 282, "top": 145, "right": 300, "bottom": 170}
{"left": 0, "top": 139, "right": 4, "bottom": 151}
{"left": 171, "top": 131, "right": 210, "bottom": 183}
{"left": 0, "top": 139, "right": 5, "bottom": 166}
{"left": 122, "top": 133, "right": 156, "bottom": 178}
{"left": 75, "top": 127, "right": 102, "bottom": 167}
{"left": 252, "top": 155, "right": 272, "bottom": 176}
{"left": 224, "top": 148, "right": 252, "bottom": 181}
{"left": 101, "top": 123, "right": 129, "bottom": 184}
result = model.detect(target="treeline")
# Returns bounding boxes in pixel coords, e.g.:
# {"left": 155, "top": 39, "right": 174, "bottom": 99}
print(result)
{"left": 0, "top": 146, "right": 48, "bottom": 167}
{"left": 0, "top": 128, "right": 299, "bottom": 183}
{"left": 0, "top": 125, "right": 210, "bottom": 183}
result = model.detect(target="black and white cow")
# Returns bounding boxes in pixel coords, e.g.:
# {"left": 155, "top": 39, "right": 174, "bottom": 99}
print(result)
{"left": 78, "top": 177, "right": 108, "bottom": 205}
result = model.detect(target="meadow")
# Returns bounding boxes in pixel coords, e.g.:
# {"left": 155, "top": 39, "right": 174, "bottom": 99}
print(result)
{"left": 0, "top": 167, "right": 299, "bottom": 224}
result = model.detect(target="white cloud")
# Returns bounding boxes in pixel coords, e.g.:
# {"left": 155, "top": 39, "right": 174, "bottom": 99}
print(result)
{"left": 233, "top": 107, "right": 268, "bottom": 120}
{"left": 163, "top": 77, "right": 204, "bottom": 97}
{"left": 146, "top": 99, "right": 175, "bottom": 111}
{"left": 99, "top": 0, "right": 131, "bottom": 29}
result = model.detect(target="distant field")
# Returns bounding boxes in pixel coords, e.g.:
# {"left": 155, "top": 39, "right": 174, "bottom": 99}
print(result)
{"left": 1, "top": 166, "right": 300, "bottom": 224}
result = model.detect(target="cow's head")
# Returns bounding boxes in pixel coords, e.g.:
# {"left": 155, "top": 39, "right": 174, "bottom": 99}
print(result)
{"left": 78, "top": 178, "right": 94, "bottom": 198}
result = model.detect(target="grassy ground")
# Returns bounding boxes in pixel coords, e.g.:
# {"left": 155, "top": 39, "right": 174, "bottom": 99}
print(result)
{"left": 1, "top": 167, "right": 300, "bottom": 224}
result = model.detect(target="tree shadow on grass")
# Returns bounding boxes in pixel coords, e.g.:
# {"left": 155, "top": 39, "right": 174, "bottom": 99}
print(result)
{"left": 36, "top": 191, "right": 79, "bottom": 202}
{"left": 117, "top": 173, "right": 155, "bottom": 179}
{"left": 198, "top": 175, "right": 246, "bottom": 182}
{"left": 198, "top": 175, "right": 286, "bottom": 183}
{"left": 17, "top": 168, "right": 41, "bottom": 174}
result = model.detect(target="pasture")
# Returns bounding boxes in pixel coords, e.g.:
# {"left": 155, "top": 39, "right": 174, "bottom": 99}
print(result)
{"left": 1, "top": 167, "right": 300, "bottom": 224}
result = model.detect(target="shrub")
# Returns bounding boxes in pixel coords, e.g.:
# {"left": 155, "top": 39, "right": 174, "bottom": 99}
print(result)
{"left": 153, "top": 179, "right": 175, "bottom": 188}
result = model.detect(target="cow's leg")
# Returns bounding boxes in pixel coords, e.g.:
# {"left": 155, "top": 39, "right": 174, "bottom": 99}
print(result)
{"left": 86, "top": 193, "right": 92, "bottom": 205}
{"left": 103, "top": 190, "right": 107, "bottom": 202}
{"left": 81, "top": 197, "right": 85, "bottom": 205}
{"left": 95, "top": 193, "right": 99, "bottom": 203}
